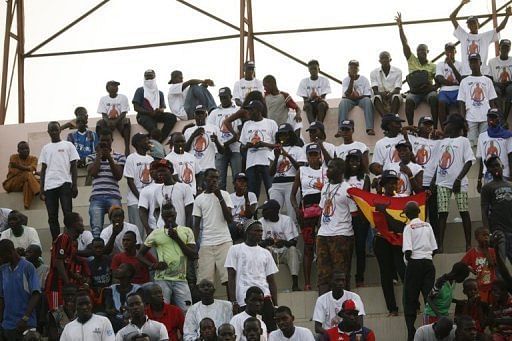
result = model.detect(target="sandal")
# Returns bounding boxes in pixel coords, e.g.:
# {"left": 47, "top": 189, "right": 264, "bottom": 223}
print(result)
{"left": 304, "top": 284, "right": 312, "bottom": 291}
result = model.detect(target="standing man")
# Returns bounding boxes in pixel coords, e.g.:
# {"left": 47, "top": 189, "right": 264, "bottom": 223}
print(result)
{"left": 39, "top": 121, "right": 79, "bottom": 240}
{"left": 370, "top": 51, "right": 403, "bottom": 117}
{"left": 133, "top": 69, "right": 177, "bottom": 142}
{"left": 96, "top": 80, "right": 132, "bottom": 156}
{"left": 450, "top": 0, "right": 511, "bottom": 76}
{"left": 488, "top": 39, "right": 512, "bottom": 122}
{"left": 167, "top": 70, "right": 217, "bottom": 120}
{"left": 165, "top": 132, "right": 198, "bottom": 195}
{"left": 207, "top": 87, "right": 241, "bottom": 190}
{"left": 124, "top": 133, "right": 154, "bottom": 237}
{"left": 193, "top": 169, "right": 233, "bottom": 290}
{"left": 337, "top": 60, "right": 374, "bottom": 136}
{"left": 436, "top": 43, "right": 463, "bottom": 128}
{"left": 458, "top": 53, "right": 498, "bottom": 146}
{"left": 0, "top": 239, "right": 40, "bottom": 341}
{"left": 225, "top": 220, "right": 279, "bottom": 332}
{"left": 233, "top": 61, "right": 264, "bottom": 107}
{"left": 297, "top": 60, "right": 331, "bottom": 123}
{"left": 86, "top": 130, "right": 126, "bottom": 238}
{"left": 396, "top": 12, "right": 437, "bottom": 126}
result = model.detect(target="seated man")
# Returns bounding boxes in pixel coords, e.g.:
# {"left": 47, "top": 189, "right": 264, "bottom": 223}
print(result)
{"left": 269, "top": 306, "right": 315, "bottom": 340}
{"left": 183, "top": 279, "right": 232, "bottom": 341}
{"left": 0, "top": 210, "right": 41, "bottom": 251}
{"left": 233, "top": 61, "right": 264, "bottom": 107}
{"left": 396, "top": 12, "right": 437, "bottom": 126}
{"left": 168, "top": 70, "right": 217, "bottom": 120}
{"left": 414, "top": 316, "right": 455, "bottom": 340}
{"left": 324, "top": 300, "right": 375, "bottom": 341}
{"left": 66, "top": 112, "right": 98, "bottom": 168}
{"left": 59, "top": 106, "right": 88, "bottom": 131}
{"left": 258, "top": 200, "right": 301, "bottom": 292}
{"left": 144, "top": 283, "right": 185, "bottom": 341}
{"left": 370, "top": 51, "right": 402, "bottom": 117}
{"left": 488, "top": 39, "right": 512, "bottom": 123}
{"left": 96, "top": 80, "right": 131, "bottom": 156}
{"left": 100, "top": 206, "right": 142, "bottom": 255}
{"left": 2, "top": 141, "right": 40, "bottom": 209}
{"left": 133, "top": 69, "right": 177, "bottom": 143}
{"left": 337, "top": 60, "right": 374, "bottom": 135}
{"left": 436, "top": 43, "right": 463, "bottom": 128}
{"left": 297, "top": 59, "right": 331, "bottom": 123}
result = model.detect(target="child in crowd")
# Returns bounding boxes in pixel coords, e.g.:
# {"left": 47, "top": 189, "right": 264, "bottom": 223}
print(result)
{"left": 424, "top": 262, "right": 470, "bottom": 324}
{"left": 462, "top": 227, "right": 497, "bottom": 303}
{"left": 490, "top": 280, "right": 512, "bottom": 340}
{"left": 454, "top": 278, "right": 489, "bottom": 333}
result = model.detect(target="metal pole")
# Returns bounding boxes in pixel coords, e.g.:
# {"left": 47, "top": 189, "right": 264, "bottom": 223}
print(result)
{"left": 492, "top": 0, "right": 499, "bottom": 56}
{"left": 0, "top": 0, "right": 15, "bottom": 125}
{"left": 239, "top": 0, "right": 245, "bottom": 78}
{"left": 246, "top": 0, "right": 254, "bottom": 63}
{"left": 16, "top": 0, "right": 25, "bottom": 123}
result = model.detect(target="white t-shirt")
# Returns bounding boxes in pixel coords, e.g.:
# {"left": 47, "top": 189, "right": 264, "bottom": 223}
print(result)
{"left": 335, "top": 141, "right": 369, "bottom": 160}
{"left": 97, "top": 94, "right": 130, "bottom": 119}
{"left": 402, "top": 218, "right": 437, "bottom": 260}
{"left": 476, "top": 132, "right": 512, "bottom": 178}
{"left": 240, "top": 119, "right": 278, "bottom": 169}
{"left": 167, "top": 83, "right": 189, "bottom": 120}
{"left": 60, "top": 314, "right": 115, "bottom": 341}
{"left": 165, "top": 151, "right": 197, "bottom": 195}
{"left": 230, "top": 311, "right": 267, "bottom": 341}
{"left": 115, "top": 319, "right": 168, "bottom": 341}
{"left": 137, "top": 182, "right": 161, "bottom": 230}
{"left": 300, "top": 166, "right": 326, "bottom": 197}
{"left": 123, "top": 153, "right": 154, "bottom": 206}
{"left": 268, "top": 146, "right": 306, "bottom": 179}
{"left": 371, "top": 134, "right": 414, "bottom": 168}
{"left": 99, "top": 222, "right": 142, "bottom": 254}
{"left": 345, "top": 175, "right": 367, "bottom": 213}
{"left": 434, "top": 136, "right": 476, "bottom": 191}
{"left": 488, "top": 56, "right": 512, "bottom": 82}
{"left": 457, "top": 75, "right": 498, "bottom": 122}
{"left": 207, "top": 105, "right": 241, "bottom": 153}
{"left": 233, "top": 78, "right": 264, "bottom": 103}
{"left": 318, "top": 182, "right": 353, "bottom": 237}
{"left": 383, "top": 161, "right": 423, "bottom": 196}
{"left": 435, "top": 60, "right": 463, "bottom": 91}
{"left": 303, "top": 142, "right": 336, "bottom": 163}
{"left": 268, "top": 327, "right": 315, "bottom": 341}
{"left": 369, "top": 65, "right": 403, "bottom": 93}
{"left": 183, "top": 299, "right": 233, "bottom": 341}
{"left": 0, "top": 226, "right": 41, "bottom": 250}
{"left": 193, "top": 191, "right": 233, "bottom": 246}
{"left": 411, "top": 137, "right": 439, "bottom": 187}
{"left": 297, "top": 76, "right": 332, "bottom": 98}
{"left": 224, "top": 243, "right": 279, "bottom": 304}
{"left": 39, "top": 141, "right": 80, "bottom": 191}
{"left": 184, "top": 124, "right": 221, "bottom": 171}
{"left": 454, "top": 25, "right": 499, "bottom": 75}
{"left": 259, "top": 215, "right": 298, "bottom": 254}
{"left": 155, "top": 182, "right": 195, "bottom": 228}
{"left": 312, "top": 291, "right": 366, "bottom": 330}
{"left": 78, "top": 230, "right": 93, "bottom": 251}
{"left": 230, "top": 192, "right": 258, "bottom": 225}
{"left": 341, "top": 75, "right": 372, "bottom": 98}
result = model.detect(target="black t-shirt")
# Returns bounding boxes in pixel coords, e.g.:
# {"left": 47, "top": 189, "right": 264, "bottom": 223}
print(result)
{"left": 481, "top": 180, "right": 512, "bottom": 232}
{"left": 88, "top": 256, "right": 112, "bottom": 288}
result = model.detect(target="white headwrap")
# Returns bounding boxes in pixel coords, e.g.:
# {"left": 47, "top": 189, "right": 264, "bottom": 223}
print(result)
{"left": 143, "top": 79, "right": 160, "bottom": 111}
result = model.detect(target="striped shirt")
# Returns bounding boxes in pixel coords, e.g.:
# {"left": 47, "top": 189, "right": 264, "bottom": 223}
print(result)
{"left": 86, "top": 152, "right": 126, "bottom": 200}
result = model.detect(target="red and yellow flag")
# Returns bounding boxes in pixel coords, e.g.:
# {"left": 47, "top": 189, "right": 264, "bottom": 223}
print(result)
{"left": 347, "top": 188, "right": 426, "bottom": 246}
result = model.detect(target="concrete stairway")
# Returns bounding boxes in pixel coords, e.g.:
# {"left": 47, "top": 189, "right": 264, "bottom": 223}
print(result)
{"left": 0, "top": 101, "right": 489, "bottom": 339}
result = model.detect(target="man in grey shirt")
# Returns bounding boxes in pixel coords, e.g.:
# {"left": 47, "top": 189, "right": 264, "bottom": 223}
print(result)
{"left": 414, "top": 317, "right": 455, "bottom": 340}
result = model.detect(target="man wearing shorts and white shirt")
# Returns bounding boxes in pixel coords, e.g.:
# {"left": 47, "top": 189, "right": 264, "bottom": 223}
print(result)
{"left": 233, "top": 61, "right": 264, "bottom": 107}
{"left": 193, "top": 168, "right": 233, "bottom": 289}
{"left": 436, "top": 43, "right": 463, "bottom": 126}
{"left": 370, "top": 51, "right": 402, "bottom": 117}
{"left": 488, "top": 39, "right": 512, "bottom": 122}
{"left": 434, "top": 114, "right": 475, "bottom": 253}
{"left": 297, "top": 59, "right": 331, "bottom": 123}
{"left": 457, "top": 53, "right": 498, "bottom": 146}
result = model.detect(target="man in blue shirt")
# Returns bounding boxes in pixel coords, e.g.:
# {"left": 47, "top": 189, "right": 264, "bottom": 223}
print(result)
{"left": 67, "top": 113, "right": 98, "bottom": 168}
{"left": 0, "top": 239, "right": 41, "bottom": 340}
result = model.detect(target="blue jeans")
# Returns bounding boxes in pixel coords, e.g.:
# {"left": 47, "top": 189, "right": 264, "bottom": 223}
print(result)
{"left": 89, "top": 195, "right": 121, "bottom": 237}
{"left": 215, "top": 151, "right": 242, "bottom": 190}
{"left": 184, "top": 85, "right": 217, "bottom": 119}
{"left": 246, "top": 165, "right": 273, "bottom": 201}
{"left": 338, "top": 97, "right": 374, "bottom": 130}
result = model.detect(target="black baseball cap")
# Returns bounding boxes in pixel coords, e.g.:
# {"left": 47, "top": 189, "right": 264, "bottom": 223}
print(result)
{"left": 395, "top": 141, "right": 412, "bottom": 150}
{"left": 233, "top": 172, "right": 248, "bottom": 181}
{"left": 381, "top": 169, "right": 400, "bottom": 180}
{"left": 219, "top": 87, "right": 232, "bottom": 97}
{"left": 466, "top": 16, "right": 479, "bottom": 23}
{"left": 244, "top": 61, "right": 256, "bottom": 69}
{"left": 487, "top": 108, "right": 501, "bottom": 117}
{"left": 277, "top": 123, "right": 294, "bottom": 134}
{"left": 195, "top": 104, "right": 208, "bottom": 112}
{"left": 306, "top": 143, "right": 321, "bottom": 154}
{"left": 468, "top": 53, "right": 481, "bottom": 61}
{"left": 106, "top": 80, "right": 120, "bottom": 88}
{"left": 382, "top": 113, "right": 405, "bottom": 123}
{"left": 346, "top": 149, "right": 362, "bottom": 159}
{"left": 259, "top": 199, "right": 280, "bottom": 210}
{"left": 419, "top": 116, "right": 434, "bottom": 125}
{"left": 348, "top": 60, "right": 359, "bottom": 66}
{"left": 340, "top": 120, "right": 354, "bottom": 129}
{"left": 244, "top": 100, "right": 265, "bottom": 112}
{"left": 306, "top": 121, "right": 325, "bottom": 132}
{"left": 443, "top": 113, "right": 466, "bottom": 126}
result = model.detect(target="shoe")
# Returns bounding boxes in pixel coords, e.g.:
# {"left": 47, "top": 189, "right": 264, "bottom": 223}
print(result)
{"left": 366, "top": 129, "right": 376, "bottom": 136}
{"left": 387, "top": 311, "right": 399, "bottom": 317}
{"left": 304, "top": 284, "right": 312, "bottom": 291}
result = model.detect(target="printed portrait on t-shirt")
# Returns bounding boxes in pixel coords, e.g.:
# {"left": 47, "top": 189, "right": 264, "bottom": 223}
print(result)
{"left": 470, "top": 82, "right": 485, "bottom": 105}
{"left": 439, "top": 145, "right": 455, "bottom": 170}
{"left": 233, "top": 202, "right": 247, "bottom": 223}
{"left": 193, "top": 132, "right": 209, "bottom": 158}
{"left": 276, "top": 157, "right": 292, "bottom": 175}
{"left": 467, "top": 39, "right": 480, "bottom": 55}
{"left": 177, "top": 161, "right": 195, "bottom": 184}
{"left": 248, "top": 129, "right": 265, "bottom": 151}
{"left": 415, "top": 144, "right": 431, "bottom": 166}
{"left": 138, "top": 163, "right": 152, "bottom": 185}
{"left": 499, "top": 66, "right": 512, "bottom": 83}
{"left": 389, "top": 145, "right": 400, "bottom": 163}
{"left": 322, "top": 187, "right": 340, "bottom": 223}
{"left": 104, "top": 102, "right": 121, "bottom": 119}
{"left": 219, "top": 116, "right": 233, "bottom": 139}
{"left": 443, "top": 67, "right": 458, "bottom": 85}
{"left": 397, "top": 172, "right": 408, "bottom": 194}
{"left": 484, "top": 140, "right": 501, "bottom": 158}
{"left": 308, "top": 176, "right": 324, "bottom": 191}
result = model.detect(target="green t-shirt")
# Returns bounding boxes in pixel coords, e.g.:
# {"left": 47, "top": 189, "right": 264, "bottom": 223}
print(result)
{"left": 144, "top": 226, "right": 195, "bottom": 282}
{"left": 424, "top": 277, "right": 455, "bottom": 317}
{"left": 407, "top": 54, "right": 436, "bottom": 82}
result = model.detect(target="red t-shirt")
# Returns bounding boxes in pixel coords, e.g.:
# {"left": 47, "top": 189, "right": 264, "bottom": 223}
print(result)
{"left": 111, "top": 252, "right": 156, "bottom": 285}
{"left": 145, "top": 303, "right": 184, "bottom": 341}
{"left": 325, "top": 327, "right": 376, "bottom": 341}
{"left": 462, "top": 247, "right": 497, "bottom": 301}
